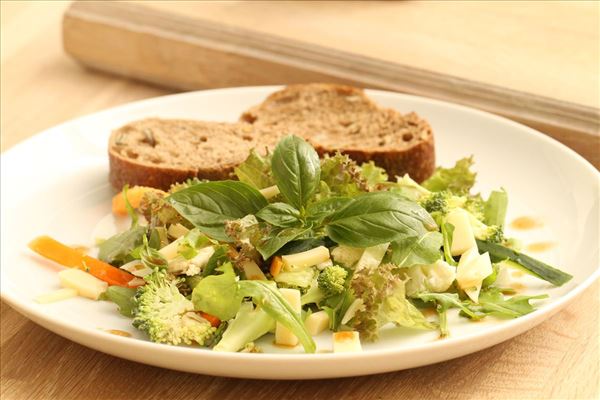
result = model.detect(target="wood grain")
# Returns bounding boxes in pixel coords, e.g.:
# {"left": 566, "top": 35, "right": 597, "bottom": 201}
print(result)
{"left": 62, "top": 1, "right": 600, "bottom": 168}
{"left": 0, "top": 2, "right": 598, "bottom": 399}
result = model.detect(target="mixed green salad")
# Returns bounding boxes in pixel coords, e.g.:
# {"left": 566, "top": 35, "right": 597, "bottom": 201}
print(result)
{"left": 30, "top": 135, "right": 573, "bottom": 354}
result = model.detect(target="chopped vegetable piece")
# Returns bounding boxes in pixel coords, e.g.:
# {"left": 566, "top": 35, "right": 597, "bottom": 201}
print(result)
{"left": 59, "top": 269, "right": 108, "bottom": 300}
{"left": 35, "top": 288, "right": 78, "bottom": 304}
{"left": 270, "top": 256, "right": 283, "bottom": 277}
{"left": 112, "top": 186, "right": 164, "bottom": 216}
{"left": 29, "top": 236, "right": 140, "bottom": 287}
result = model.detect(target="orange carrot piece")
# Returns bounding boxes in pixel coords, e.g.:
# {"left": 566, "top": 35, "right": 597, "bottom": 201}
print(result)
{"left": 199, "top": 312, "right": 221, "bottom": 327}
{"left": 270, "top": 256, "right": 283, "bottom": 277}
{"left": 111, "top": 186, "right": 164, "bottom": 216}
{"left": 28, "top": 236, "right": 142, "bottom": 288}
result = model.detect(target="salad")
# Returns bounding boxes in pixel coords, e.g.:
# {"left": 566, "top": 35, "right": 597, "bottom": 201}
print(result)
{"left": 29, "top": 135, "right": 572, "bottom": 354}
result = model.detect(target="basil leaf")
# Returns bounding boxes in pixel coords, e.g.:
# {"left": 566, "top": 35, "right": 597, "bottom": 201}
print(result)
{"left": 255, "top": 225, "right": 311, "bottom": 260}
{"left": 98, "top": 225, "right": 147, "bottom": 265}
{"left": 271, "top": 135, "right": 320, "bottom": 209}
{"left": 325, "top": 192, "right": 437, "bottom": 248}
{"left": 306, "top": 196, "right": 353, "bottom": 225}
{"left": 256, "top": 203, "right": 302, "bottom": 228}
{"left": 167, "top": 181, "right": 267, "bottom": 242}
{"left": 390, "top": 231, "right": 443, "bottom": 267}
{"left": 276, "top": 237, "right": 336, "bottom": 256}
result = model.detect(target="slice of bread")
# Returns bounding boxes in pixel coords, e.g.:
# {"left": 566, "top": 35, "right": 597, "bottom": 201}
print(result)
{"left": 108, "top": 84, "right": 435, "bottom": 190}
{"left": 109, "top": 118, "right": 259, "bottom": 190}
{"left": 241, "top": 83, "right": 435, "bottom": 183}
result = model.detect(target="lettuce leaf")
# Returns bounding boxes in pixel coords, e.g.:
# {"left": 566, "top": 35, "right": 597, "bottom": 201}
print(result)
{"left": 234, "top": 149, "right": 274, "bottom": 189}
{"left": 422, "top": 156, "right": 476, "bottom": 195}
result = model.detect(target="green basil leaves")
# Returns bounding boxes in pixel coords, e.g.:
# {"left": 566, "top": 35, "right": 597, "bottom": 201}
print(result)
{"left": 325, "top": 192, "right": 438, "bottom": 247}
{"left": 271, "top": 135, "right": 321, "bottom": 210}
{"left": 167, "top": 181, "right": 267, "bottom": 241}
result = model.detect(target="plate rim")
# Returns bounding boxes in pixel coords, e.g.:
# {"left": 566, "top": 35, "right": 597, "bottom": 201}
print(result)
{"left": 1, "top": 85, "right": 599, "bottom": 377}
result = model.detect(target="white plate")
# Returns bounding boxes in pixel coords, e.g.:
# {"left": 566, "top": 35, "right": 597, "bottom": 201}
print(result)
{"left": 1, "top": 86, "right": 598, "bottom": 379}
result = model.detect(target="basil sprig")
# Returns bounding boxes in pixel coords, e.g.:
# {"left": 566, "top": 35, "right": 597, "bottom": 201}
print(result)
{"left": 167, "top": 181, "right": 267, "bottom": 242}
{"left": 271, "top": 135, "right": 321, "bottom": 210}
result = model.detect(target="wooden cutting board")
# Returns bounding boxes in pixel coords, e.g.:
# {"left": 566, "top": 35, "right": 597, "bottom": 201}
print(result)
{"left": 62, "top": 1, "right": 600, "bottom": 167}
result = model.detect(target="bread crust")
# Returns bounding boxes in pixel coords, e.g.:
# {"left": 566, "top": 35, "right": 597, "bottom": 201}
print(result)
{"left": 108, "top": 84, "right": 436, "bottom": 190}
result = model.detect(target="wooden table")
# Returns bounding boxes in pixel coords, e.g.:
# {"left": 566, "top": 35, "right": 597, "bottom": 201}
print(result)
{"left": 1, "top": 2, "right": 598, "bottom": 399}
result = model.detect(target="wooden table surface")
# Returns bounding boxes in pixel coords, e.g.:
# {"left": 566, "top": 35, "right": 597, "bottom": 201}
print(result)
{"left": 1, "top": 2, "right": 598, "bottom": 399}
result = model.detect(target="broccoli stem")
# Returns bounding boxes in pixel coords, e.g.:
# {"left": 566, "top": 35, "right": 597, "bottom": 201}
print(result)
{"left": 476, "top": 240, "right": 572, "bottom": 286}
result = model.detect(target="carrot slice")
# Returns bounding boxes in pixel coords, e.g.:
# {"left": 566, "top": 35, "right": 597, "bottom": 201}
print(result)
{"left": 270, "top": 256, "right": 283, "bottom": 277}
{"left": 111, "top": 186, "right": 164, "bottom": 216}
{"left": 29, "top": 236, "right": 142, "bottom": 287}
{"left": 199, "top": 312, "right": 221, "bottom": 328}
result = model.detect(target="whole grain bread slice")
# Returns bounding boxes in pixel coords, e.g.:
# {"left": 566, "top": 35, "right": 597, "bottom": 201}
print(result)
{"left": 241, "top": 83, "right": 435, "bottom": 182}
{"left": 109, "top": 84, "right": 435, "bottom": 191}
{"left": 108, "top": 118, "right": 259, "bottom": 190}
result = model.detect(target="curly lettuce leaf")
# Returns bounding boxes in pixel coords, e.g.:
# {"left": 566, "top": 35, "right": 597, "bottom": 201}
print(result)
{"left": 422, "top": 156, "right": 476, "bottom": 195}
{"left": 234, "top": 149, "right": 274, "bottom": 189}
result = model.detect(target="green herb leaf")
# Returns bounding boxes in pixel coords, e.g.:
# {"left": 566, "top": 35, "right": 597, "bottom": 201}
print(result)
{"left": 389, "top": 231, "right": 443, "bottom": 267}
{"left": 234, "top": 149, "right": 274, "bottom": 189}
{"left": 201, "top": 244, "right": 230, "bottom": 277}
{"left": 167, "top": 181, "right": 268, "bottom": 241}
{"left": 465, "top": 288, "right": 548, "bottom": 318}
{"left": 256, "top": 203, "right": 302, "bottom": 228}
{"left": 484, "top": 189, "right": 508, "bottom": 227}
{"left": 238, "top": 280, "right": 316, "bottom": 353}
{"left": 325, "top": 192, "right": 437, "bottom": 248}
{"left": 271, "top": 135, "right": 320, "bottom": 209}
{"left": 422, "top": 156, "right": 476, "bottom": 195}
{"left": 98, "top": 225, "right": 147, "bottom": 265}
{"left": 441, "top": 223, "right": 457, "bottom": 266}
{"left": 306, "top": 196, "right": 353, "bottom": 225}
{"left": 476, "top": 240, "right": 572, "bottom": 286}
{"left": 255, "top": 225, "right": 311, "bottom": 260}
{"left": 99, "top": 286, "right": 137, "bottom": 317}
{"left": 359, "top": 161, "right": 388, "bottom": 189}
{"left": 192, "top": 262, "right": 241, "bottom": 320}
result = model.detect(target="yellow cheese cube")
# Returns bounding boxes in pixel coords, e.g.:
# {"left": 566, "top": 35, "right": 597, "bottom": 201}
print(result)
{"left": 333, "top": 331, "right": 362, "bottom": 353}
{"left": 58, "top": 269, "right": 108, "bottom": 300}
{"left": 275, "top": 288, "right": 301, "bottom": 347}
{"left": 305, "top": 311, "right": 330, "bottom": 335}
{"left": 35, "top": 288, "right": 78, "bottom": 304}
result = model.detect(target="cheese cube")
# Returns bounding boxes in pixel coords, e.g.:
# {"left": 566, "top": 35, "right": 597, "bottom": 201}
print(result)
{"left": 241, "top": 260, "right": 267, "bottom": 280}
{"left": 356, "top": 243, "right": 389, "bottom": 271}
{"left": 275, "top": 288, "right": 302, "bottom": 346}
{"left": 446, "top": 209, "right": 477, "bottom": 256}
{"left": 282, "top": 246, "right": 330, "bottom": 269}
{"left": 333, "top": 331, "right": 362, "bottom": 353}
{"left": 259, "top": 185, "right": 280, "bottom": 200}
{"left": 305, "top": 311, "right": 330, "bottom": 335}
{"left": 58, "top": 269, "right": 108, "bottom": 300}
{"left": 456, "top": 252, "right": 493, "bottom": 303}
{"left": 35, "top": 288, "right": 78, "bottom": 304}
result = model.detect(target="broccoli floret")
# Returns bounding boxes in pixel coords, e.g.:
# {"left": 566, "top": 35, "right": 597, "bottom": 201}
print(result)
{"left": 464, "top": 195, "right": 485, "bottom": 222}
{"left": 421, "top": 191, "right": 448, "bottom": 214}
{"left": 133, "top": 270, "right": 216, "bottom": 345}
{"left": 317, "top": 265, "right": 348, "bottom": 296}
{"left": 480, "top": 225, "right": 504, "bottom": 244}
{"left": 213, "top": 302, "right": 275, "bottom": 352}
